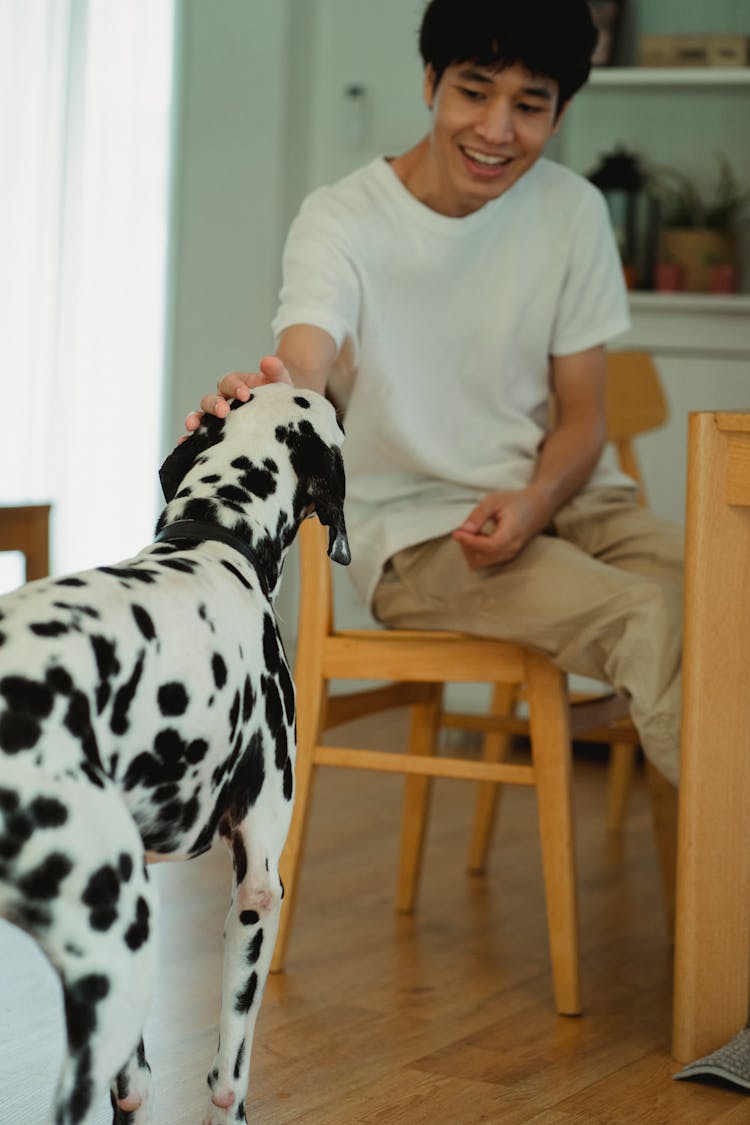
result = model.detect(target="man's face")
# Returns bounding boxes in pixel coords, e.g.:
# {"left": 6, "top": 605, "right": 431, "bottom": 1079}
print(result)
{"left": 421, "top": 61, "right": 566, "bottom": 217}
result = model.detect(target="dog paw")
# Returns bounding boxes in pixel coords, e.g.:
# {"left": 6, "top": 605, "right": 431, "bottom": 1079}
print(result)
{"left": 111, "top": 1090, "right": 154, "bottom": 1125}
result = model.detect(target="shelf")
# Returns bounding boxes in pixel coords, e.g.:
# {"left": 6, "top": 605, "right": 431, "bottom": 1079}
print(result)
{"left": 628, "top": 292, "right": 750, "bottom": 315}
{"left": 589, "top": 67, "right": 750, "bottom": 88}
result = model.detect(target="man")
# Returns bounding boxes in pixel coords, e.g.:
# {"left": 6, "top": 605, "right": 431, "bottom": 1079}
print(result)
{"left": 189, "top": 0, "right": 682, "bottom": 785}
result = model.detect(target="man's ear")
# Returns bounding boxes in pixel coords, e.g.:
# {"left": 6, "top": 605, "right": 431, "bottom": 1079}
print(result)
{"left": 159, "top": 414, "right": 225, "bottom": 502}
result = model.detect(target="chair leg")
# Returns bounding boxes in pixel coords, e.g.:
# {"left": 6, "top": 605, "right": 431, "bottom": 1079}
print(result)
{"left": 645, "top": 760, "right": 678, "bottom": 939}
{"left": 606, "top": 742, "right": 638, "bottom": 833}
{"left": 467, "top": 682, "right": 517, "bottom": 874}
{"left": 527, "top": 654, "right": 581, "bottom": 1016}
{"left": 271, "top": 674, "right": 326, "bottom": 973}
{"left": 395, "top": 684, "right": 442, "bottom": 914}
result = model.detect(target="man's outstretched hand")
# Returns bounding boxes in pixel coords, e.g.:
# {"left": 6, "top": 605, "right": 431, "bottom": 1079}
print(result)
{"left": 184, "top": 355, "right": 293, "bottom": 433}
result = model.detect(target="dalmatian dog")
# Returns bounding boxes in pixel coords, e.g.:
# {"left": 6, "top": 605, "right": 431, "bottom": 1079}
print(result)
{"left": 0, "top": 381, "right": 349, "bottom": 1124}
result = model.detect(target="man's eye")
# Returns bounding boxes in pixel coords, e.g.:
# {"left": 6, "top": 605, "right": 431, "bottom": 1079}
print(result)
{"left": 518, "top": 102, "right": 544, "bottom": 114}
{"left": 459, "top": 86, "right": 484, "bottom": 101}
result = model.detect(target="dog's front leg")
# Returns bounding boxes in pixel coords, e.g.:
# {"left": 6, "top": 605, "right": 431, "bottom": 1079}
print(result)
{"left": 203, "top": 837, "right": 282, "bottom": 1124}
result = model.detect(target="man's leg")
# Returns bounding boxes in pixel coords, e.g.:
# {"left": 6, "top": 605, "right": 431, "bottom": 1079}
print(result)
{"left": 372, "top": 490, "right": 682, "bottom": 784}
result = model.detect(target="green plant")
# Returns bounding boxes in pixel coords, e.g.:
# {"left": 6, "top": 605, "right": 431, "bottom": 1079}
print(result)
{"left": 650, "top": 153, "right": 750, "bottom": 231}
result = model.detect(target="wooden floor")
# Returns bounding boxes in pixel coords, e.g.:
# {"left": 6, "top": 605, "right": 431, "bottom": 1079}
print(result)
{"left": 1, "top": 710, "right": 748, "bottom": 1124}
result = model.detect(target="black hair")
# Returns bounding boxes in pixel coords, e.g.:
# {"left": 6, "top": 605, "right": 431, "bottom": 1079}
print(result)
{"left": 418, "top": 0, "right": 597, "bottom": 109}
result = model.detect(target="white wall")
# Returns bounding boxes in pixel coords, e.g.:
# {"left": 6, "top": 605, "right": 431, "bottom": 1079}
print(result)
{"left": 164, "top": 0, "right": 290, "bottom": 441}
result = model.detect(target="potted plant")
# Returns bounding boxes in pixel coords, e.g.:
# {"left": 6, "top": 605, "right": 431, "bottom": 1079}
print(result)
{"left": 651, "top": 153, "right": 749, "bottom": 293}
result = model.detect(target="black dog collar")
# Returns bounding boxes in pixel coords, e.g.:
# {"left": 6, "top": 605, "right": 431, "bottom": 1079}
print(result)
{"left": 155, "top": 520, "right": 270, "bottom": 597}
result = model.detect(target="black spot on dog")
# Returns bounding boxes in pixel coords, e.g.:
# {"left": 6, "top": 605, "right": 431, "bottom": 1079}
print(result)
{"left": 119, "top": 853, "right": 133, "bottom": 882}
{"left": 30, "top": 795, "right": 68, "bottom": 828}
{"left": 0, "top": 675, "right": 54, "bottom": 753}
{"left": 52, "top": 601, "right": 100, "bottom": 620}
{"left": 262, "top": 676, "right": 284, "bottom": 738}
{"left": 98, "top": 565, "right": 159, "bottom": 584}
{"left": 111, "top": 653, "right": 145, "bottom": 735}
{"left": 233, "top": 1038, "right": 246, "bottom": 1080}
{"left": 293, "top": 395, "right": 311, "bottom": 409}
{"left": 228, "top": 691, "right": 241, "bottom": 742}
{"left": 157, "top": 682, "right": 188, "bottom": 717}
{"left": 182, "top": 498, "right": 218, "bottom": 524}
{"left": 227, "top": 732, "right": 265, "bottom": 822}
{"left": 283, "top": 758, "right": 294, "bottom": 801}
{"left": 235, "top": 971, "right": 258, "bottom": 1014}
{"left": 159, "top": 556, "right": 199, "bottom": 574}
{"left": 131, "top": 605, "right": 156, "bottom": 642}
{"left": 29, "top": 620, "right": 70, "bottom": 637}
{"left": 262, "top": 615, "right": 281, "bottom": 675}
{"left": 239, "top": 910, "right": 259, "bottom": 926}
{"left": 279, "top": 661, "right": 295, "bottom": 726}
{"left": 212, "top": 653, "right": 227, "bottom": 690}
{"left": 0, "top": 711, "right": 41, "bottom": 753}
{"left": 220, "top": 560, "right": 252, "bottom": 590}
{"left": 200, "top": 474, "right": 221, "bottom": 483}
{"left": 218, "top": 484, "right": 252, "bottom": 505}
{"left": 231, "top": 455, "right": 277, "bottom": 500}
{"left": 241, "top": 675, "right": 255, "bottom": 723}
{"left": 90, "top": 634, "right": 120, "bottom": 714}
{"left": 124, "top": 896, "right": 150, "bottom": 951}
{"left": 82, "top": 864, "right": 120, "bottom": 931}
{"left": 46, "top": 665, "right": 73, "bottom": 695}
{"left": 1, "top": 675, "right": 54, "bottom": 717}
{"left": 186, "top": 738, "right": 208, "bottom": 764}
{"left": 55, "top": 577, "right": 87, "bottom": 588}
{"left": 198, "top": 603, "right": 216, "bottom": 632}
{"left": 63, "top": 972, "right": 110, "bottom": 1051}
{"left": 19, "top": 851, "right": 73, "bottom": 899}
{"left": 246, "top": 929, "right": 263, "bottom": 964}
{"left": 65, "top": 690, "right": 100, "bottom": 765}
{"left": 232, "top": 833, "right": 248, "bottom": 884}
{"left": 0, "top": 787, "right": 19, "bottom": 812}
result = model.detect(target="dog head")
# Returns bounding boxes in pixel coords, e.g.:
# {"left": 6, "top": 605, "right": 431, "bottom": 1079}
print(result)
{"left": 158, "top": 384, "right": 350, "bottom": 577}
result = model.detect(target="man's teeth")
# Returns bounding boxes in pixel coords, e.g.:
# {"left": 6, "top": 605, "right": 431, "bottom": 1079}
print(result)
{"left": 464, "top": 149, "right": 510, "bottom": 166}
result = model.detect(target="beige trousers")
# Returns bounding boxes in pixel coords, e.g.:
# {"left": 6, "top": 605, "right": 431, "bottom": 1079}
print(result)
{"left": 372, "top": 487, "right": 683, "bottom": 785}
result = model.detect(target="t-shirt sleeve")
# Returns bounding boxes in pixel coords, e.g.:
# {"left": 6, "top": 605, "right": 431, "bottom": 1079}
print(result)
{"left": 271, "top": 190, "right": 361, "bottom": 366}
{"left": 550, "top": 185, "right": 630, "bottom": 356}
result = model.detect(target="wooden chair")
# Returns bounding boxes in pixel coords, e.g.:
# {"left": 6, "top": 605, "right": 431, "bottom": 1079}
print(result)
{"left": 0, "top": 504, "right": 51, "bottom": 583}
{"left": 272, "top": 352, "right": 670, "bottom": 1012}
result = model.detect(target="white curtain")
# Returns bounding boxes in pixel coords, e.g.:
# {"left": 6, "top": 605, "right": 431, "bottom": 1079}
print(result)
{"left": 0, "top": 0, "right": 174, "bottom": 587}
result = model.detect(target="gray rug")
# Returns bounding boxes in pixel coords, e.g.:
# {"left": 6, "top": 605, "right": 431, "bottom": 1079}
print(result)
{"left": 674, "top": 1027, "right": 750, "bottom": 1092}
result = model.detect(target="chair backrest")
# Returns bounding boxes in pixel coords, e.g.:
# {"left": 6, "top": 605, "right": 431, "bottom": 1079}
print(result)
{"left": 605, "top": 351, "right": 668, "bottom": 501}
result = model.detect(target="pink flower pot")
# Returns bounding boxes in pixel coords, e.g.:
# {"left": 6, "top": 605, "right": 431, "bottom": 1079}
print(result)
{"left": 654, "top": 262, "right": 685, "bottom": 292}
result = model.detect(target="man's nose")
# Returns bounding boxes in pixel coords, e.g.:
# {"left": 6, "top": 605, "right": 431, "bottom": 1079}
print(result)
{"left": 477, "top": 99, "right": 515, "bottom": 143}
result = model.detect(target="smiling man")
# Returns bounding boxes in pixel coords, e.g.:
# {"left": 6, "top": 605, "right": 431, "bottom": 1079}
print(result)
{"left": 192, "top": 0, "right": 683, "bottom": 787}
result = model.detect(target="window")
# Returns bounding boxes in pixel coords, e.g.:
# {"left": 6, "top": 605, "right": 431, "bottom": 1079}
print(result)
{"left": 0, "top": 0, "right": 175, "bottom": 587}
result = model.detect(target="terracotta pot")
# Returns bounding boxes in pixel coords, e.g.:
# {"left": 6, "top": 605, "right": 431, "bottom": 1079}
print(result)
{"left": 622, "top": 264, "right": 638, "bottom": 290}
{"left": 659, "top": 229, "right": 736, "bottom": 293}
{"left": 709, "top": 263, "right": 739, "bottom": 294}
{"left": 654, "top": 262, "right": 685, "bottom": 292}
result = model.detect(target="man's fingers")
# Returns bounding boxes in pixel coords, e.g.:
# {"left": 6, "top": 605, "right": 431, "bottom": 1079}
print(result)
{"left": 217, "top": 372, "right": 253, "bottom": 400}
{"left": 199, "top": 393, "right": 231, "bottom": 417}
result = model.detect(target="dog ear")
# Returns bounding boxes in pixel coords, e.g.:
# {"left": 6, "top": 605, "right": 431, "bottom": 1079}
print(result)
{"left": 159, "top": 414, "right": 225, "bottom": 502}
{"left": 307, "top": 446, "right": 351, "bottom": 566}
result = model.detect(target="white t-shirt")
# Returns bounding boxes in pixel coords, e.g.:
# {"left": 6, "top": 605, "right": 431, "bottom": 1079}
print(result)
{"left": 273, "top": 156, "right": 632, "bottom": 605}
